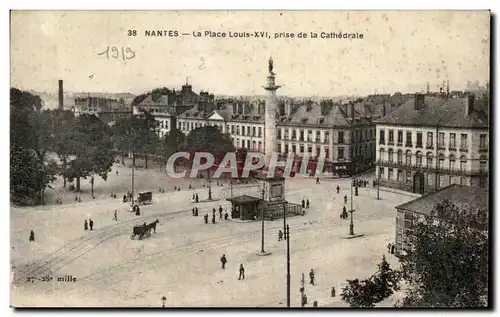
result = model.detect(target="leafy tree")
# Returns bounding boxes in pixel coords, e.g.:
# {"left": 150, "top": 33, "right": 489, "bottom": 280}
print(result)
{"left": 66, "top": 114, "right": 114, "bottom": 193}
{"left": 130, "top": 92, "right": 150, "bottom": 107}
{"left": 341, "top": 255, "right": 400, "bottom": 307}
{"left": 185, "top": 125, "right": 235, "bottom": 161}
{"left": 159, "top": 127, "right": 186, "bottom": 166}
{"left": 396, "top": 200, "right": 488, "bottom": 308}
{"left": 50, "top": 109, "right": 77, "bottom": 187}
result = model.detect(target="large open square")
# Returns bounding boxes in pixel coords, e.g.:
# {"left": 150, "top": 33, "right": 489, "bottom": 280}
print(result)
{"left": 11, "top": 163, "right": 417, "bottom": 307}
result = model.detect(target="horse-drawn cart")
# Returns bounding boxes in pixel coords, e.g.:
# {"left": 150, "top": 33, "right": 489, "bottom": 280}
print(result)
{"left": 130, "top": 219, "right": 160, "bottom": 240}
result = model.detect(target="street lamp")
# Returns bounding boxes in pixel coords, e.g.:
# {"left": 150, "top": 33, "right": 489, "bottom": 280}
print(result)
{"left": 161, "top": 296, "right": 166, "bottom": 307}
{"left": 377, "top": 171, "right": 381, "bottom": 200}
{"left": 349, "top": 182, "right": 355, "bottom": 236}
{"left": 260, "top": 187, "right": 265, "bottom": 254}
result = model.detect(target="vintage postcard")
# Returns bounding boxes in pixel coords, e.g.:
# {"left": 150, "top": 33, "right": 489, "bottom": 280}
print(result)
{"left": 10, "top": 10, "right": 490, "bottom": 308}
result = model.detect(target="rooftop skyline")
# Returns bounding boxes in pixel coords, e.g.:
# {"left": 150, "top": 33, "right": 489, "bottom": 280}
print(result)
{"left": 11, "top": 11, "right": 490, "bottom": 97}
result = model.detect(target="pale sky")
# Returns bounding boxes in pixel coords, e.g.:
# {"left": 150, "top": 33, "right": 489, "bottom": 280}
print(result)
{"left": 10, "top": 11, "right": 490, "bottom": 97}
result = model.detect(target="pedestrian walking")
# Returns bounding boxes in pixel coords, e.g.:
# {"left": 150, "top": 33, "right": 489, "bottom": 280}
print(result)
{"left": 336, "top": 185, "right": 340, "bottom": 194}
{"left": 316, "top": 177, "right": 320, "bottom": 184}
{"left": 344, "top": 195, "right": 347, "bottom": 204}
{"left": 89, "top": 219, "right": 94, "bottom": 231}
{"left": 306, "top": 199, "right": 310, "bottom": 209}
{"left": 204, "top": 213, "right": 208, "bottom": 224}
{"left": 278, "top": 230, "right": 283, "bottom": 241}
{"left": 391, "top": 244, "right": 395, "bottom": 254}
{"left": 309, "top": 269, "right": 315, "bottom": 285}
{"left": 212, "top": 214, "right": 216, "bottom": 224}
{"left": 224, "top": 212, "right": 229, "bottom": 220}
{"left": 238, "top": 264, "right": 245, "bottom": 280}
{"left": 195, "top": 193, "right": 199, "bottom": 203}
{"left": 29, "top": 230, "right": 35, "bottom": 242}
{"left": 113, "top": 210, "right": 118, "bottom": 221}
{"left": 219, "top": 206, "right": 223, "bottom": 220}
{"left": 195, "top": 207, "right": 199, "bottom": 217}
{"left": 387, "top": 243, "right": 391, "bottom": 253}
{"left": 301, "top": 199, "right": 305, "bottom": 209}
{"left": 331, "top": 286, "right": 336, "bottom": 297}
{"left": 220, "top": 254, "right": 227, "bottom": 269}
{"left": 192, "top": 207, "right": 195, "bottom": 216}
{"left": 84, "top": 220, "right": 88, "bottom": 231}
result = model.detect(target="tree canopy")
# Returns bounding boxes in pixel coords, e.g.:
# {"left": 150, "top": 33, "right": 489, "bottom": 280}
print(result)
{"left": 397, "top": 200, "right": 488, "bottom": 307}
{"left": 184, "top": 125, "right": 235, "bottom": 162}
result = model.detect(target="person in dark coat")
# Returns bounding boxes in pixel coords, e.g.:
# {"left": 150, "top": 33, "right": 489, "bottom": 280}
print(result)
{"left": 123, "top": 195, "right": 127, "bottom": 203}
{"left": 219, "top": 206, "right": 223, "bottom": 219}
{"left": 113, "top": 210, "right": 118, "bottom": 221}
{"left": 84, "top": 220, "right": 88, "bottom": 231}
{"left": 238, "top": 264, "right": 245, "bottom": 280}
{"left": 212, "top": 213, "right": 216, "bottom": 224}
{"left": 224, "top": 212, "right": 229, "bottom": 220}
{"left": 192, "top": 207, "right": 195, "bottom": 216}
{"left": 195, "top": 193, "right": 199, "bottom": 203}
{"left": 220, "top": 254, "right": 227, "bottom": 269}
{"left": 301, "top": 199, "right": 305, "bottom": 209}
{"left": 29, "top": 230, "right": 35, "bottom": 242}
{"left": 316, "top": 177, "right": 320, "bottom": 184}
{"left": 344, "top": 195, "right": 348, "bottom": 204}
{"left": 309, "top": 269, "right": 315, "bottom": 285}
{"left": 336, "top": 185, "right": 340, "bottom": 194}
{"left": 306, "top": 199, "right": 310, "bottom": 209}
{"left": 278, "top": 230, "right": 283, "bottom": 241}
{"left": 195, "top": 207, "right": 199, "bottom": 217}
{"left": 391, "top": 244, "right": 395, "bottom": 254}
{"left": 89, "top": 219, "right": 94, "bottom": 231}
{"left": 204, "top": 213, "right": 209, "bottom": 224}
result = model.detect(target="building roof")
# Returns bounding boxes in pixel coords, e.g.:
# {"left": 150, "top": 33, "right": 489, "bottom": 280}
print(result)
{"left": 226, "top": 195, "right": 262, "bottom": 204}
{"left": 396, "top": 184, "right": 488, "bottom": 215}
{"left": 375, "top": 96, "right": 489, "bottom": 128}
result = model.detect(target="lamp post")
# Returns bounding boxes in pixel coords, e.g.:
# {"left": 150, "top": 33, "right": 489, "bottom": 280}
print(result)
{"left": 161, "top": 296, "right": 166, "bottom": 307}
{"left": 349, "top": 182, "right": 355, "bottom": 236}
{"left": 286, "top": 224, "right": 291, "bottom": 307}
{"left": 131, "top": 152, "right": 135, "bottom": 210}
{"left": 260, "top": 187, "right": 265, "bottom": 254}
{"left": 377, "top": 171, "right": 381, "bottom": 200}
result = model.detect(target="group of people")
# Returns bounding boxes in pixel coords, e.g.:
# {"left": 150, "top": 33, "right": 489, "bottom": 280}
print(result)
{"left": 219, "top": 254, "right": 246, "bottom": 280}
{"left": 192, "top": 193, "right": 199, "bottom": 203}
{"left": 84, "top": 218, "right": 95, "bottom": 231}
{"left": 301, "top": 199, "right": 311, "bottom": 209}
{"left": 340, "top": 205, "right": 349, "bottom": 220}
{"left": 202, "top": 206, "right": 229, "bottom": 224}
{"left": 352, "top": 178, "right": 370, "bottom": 188}
{"left": 387, "top": 242, "right": 396, "bottom": 254}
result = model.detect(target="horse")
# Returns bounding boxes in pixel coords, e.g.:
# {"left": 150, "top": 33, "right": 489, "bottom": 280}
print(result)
{"left": 147, "top": 219, "right": 160, "bottom": 233}
{"left": 131, "top": 225, "right": 150, "bottom": 240}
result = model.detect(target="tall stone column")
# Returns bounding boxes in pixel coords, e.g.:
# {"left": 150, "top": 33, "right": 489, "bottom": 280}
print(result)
{"left": 264, "top": 57, "right": 281, "bottom": 163}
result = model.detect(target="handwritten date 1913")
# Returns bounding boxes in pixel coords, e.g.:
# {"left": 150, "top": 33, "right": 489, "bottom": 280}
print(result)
{"left": 98, "top": 46, "right": 136, "bottom": 61}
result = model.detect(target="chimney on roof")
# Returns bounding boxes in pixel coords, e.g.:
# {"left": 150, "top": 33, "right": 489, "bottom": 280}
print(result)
{"left": 414, "top": 93, "right": 425, "bottom": 110}
{"left": 465, "top": 93, "right": 475, "bottom": 116}
{"left": 232, "top": 104, "right": 236, "bottom": 114}
{"left": 348, "top": 102, "right": 354, "bottom": 118}
{"left": 285, "top": 102, "right": 291, "bottom": 117}
{"left": 58, "top": 79, "right": 64, "bottom": 110}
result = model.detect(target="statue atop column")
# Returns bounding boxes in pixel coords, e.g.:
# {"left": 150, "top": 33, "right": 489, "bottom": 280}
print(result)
{"left": 268, "top": 57, "right": 275, "bottom": 75}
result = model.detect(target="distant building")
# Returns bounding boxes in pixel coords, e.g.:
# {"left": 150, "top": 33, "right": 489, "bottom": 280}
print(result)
{"left": 73, "top": 95, "right": 131, "bottom": 124}
{"left": 375, "top": 93, "right": 489, "bottom": 194}
{"left": 394, "top": 184, "right": 488, "bottom": 255}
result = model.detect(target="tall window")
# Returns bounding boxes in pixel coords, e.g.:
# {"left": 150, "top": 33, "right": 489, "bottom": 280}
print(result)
{"left": 284, "top": 144, "right": 289, "bottom": 153}
{"left": 292, "top": 130, "right": 296, "bottom": 140}
{"left": 379, "top": 130, "right": 386, "bottom": 145}
{"left": 236, "top": 125, "right": 240, "bottom": 135}
{"left": 438, "top": 133, "right": 445, "bottom": 148}
{"left": 426, "top": 152, "right": 433, "bottom": 167}
{"left": 406, "top": 132, "right": 412, "bottom": 146}
{"left": 258, "top": 127, "right": 262, "bottom": 137}
{"left": 242, "top": 126, "right": 246, "bottom": 136}
{"left": 416, "top": 132, "right": 423, "bottom": 148}
{"left": 449, "top": 155, "right": 456, "bottom": 170}
{"left": 460, "top": 156, "right": 466, "bottom": 171}
{"left": 397, "top": 130, "right": 403, "bottom": 144}
{"left": 324, "top": 132, "right": 329, "bottom": 144}
{"left": 460, "top": 134, "right": 468, "bottom": 150}
{"left": 406, "top": 171, "right": 412, "bottom": 183}
{"left": 449, "top": 133, "right": 456, "bottom": 149}
{"left": 316, "top": 146, "right": 320, "bottom": 157}
{"left": 315, "top": 131, "right": 320, "bottom": 142}
{"left": 308, "top": 130, "right": 313, "bottom": 142}
{"left": 388, "top": 149, "right": 394, "bottom": 163}
{"left": 277, "top": 129, "right": 282, "bottom": 140}
{"left": 427, "top": 132, "right": 433, "bottom": 148}
{"left": 405, "top": 150, "right": 412, "bottom": 165}
{"left": 397, "top": 169, "right": 403, "bottom": 182}
{"left": 338, "top": 148, "right": 344, "bottom": 159}
{"left": 479, "top": 156, "right": 487, "bottom": 173}
{"left": 299, "top": 130, "right": 304, "bottom": 141}
{"left": 480, "top": 134, "right": 487, "bottom": 150}
{"left": 397, "top": 150, "right": 403, "bottom": 164}
{"left": 438, "top": 154, "right": 445, "bottom": 169}
{"left": 338, "top": 131, "right": 345, "bottom": 144}
{"left": 308, "top": 146, "right": 313, "bottom": 154}
{"left": 388, "top": 168, "right": 394, "bottom": 180}
{"left": 388, "top": 130, "right": 394, "bottom": 144}
{"left": 416, "top": 151, "right": 423, "bottom": 167}
{"left": 325, "top": 148, "right": 329, "bottom": 158}
{"left": 284, "top": 129, "right": 289, "bottom": 140}
{"left": 300, "top": 144, "right": 304, "bottom": 153}
{"left": 252, "top": 127, "right": 256, "bottom": 136}
{"left": 379, "top": 148, "right": 385, "bottom": 161}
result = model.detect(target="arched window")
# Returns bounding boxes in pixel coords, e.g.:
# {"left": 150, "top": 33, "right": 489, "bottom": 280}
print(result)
{"left": 449, "top": 155, "right": 456, "bottom": 171}
{"left": 379, "top": 148, "right": 385, "bottom": 161}
{"left": 397, "top": 150, "right": 403, "bottom": 164}
{"left": 438, "top": 153, "right": 445, "bottom": 169}
{"left": 405, "top": 150, "right": 412, "bottom": 166}
{"left": 388, "top": 149, "right": 394, "bottom": 163}
{"left": 479, "top": 155, "right": 487, "bottom": 173}
{"left": 416, "top": 151, "right": 423, "bottom": 167}
{"left": 426, "top": 152, "right": 433, "bottom": 167}
{"left": 460, "top": 156, "right": 467, "bottom": 171}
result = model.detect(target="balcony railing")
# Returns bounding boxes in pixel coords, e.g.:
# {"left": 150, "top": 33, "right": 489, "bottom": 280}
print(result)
{"left": 376, "top": 160, "right": 488, "bottom": 176}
